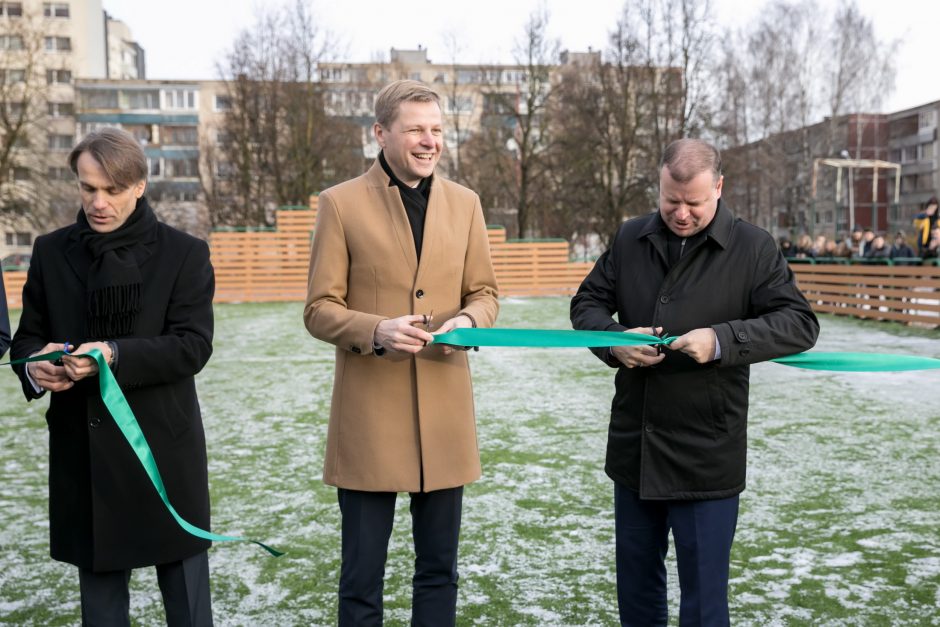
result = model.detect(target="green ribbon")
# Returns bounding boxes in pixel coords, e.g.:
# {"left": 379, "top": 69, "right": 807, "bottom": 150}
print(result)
{"left": 432, "top": 328, "right": 940, "bottom": 372}
{"left": 433, "top": 328, "right": 677, "bottom": 348}
{"left": 4, "top": 350, "right": 283, "bottom": 557}
{"left": 771, "top": 351, "right": 940, "bottom": 372}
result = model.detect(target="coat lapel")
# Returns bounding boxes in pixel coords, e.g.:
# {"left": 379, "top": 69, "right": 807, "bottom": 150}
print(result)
{"left": 64, "top": 229, "right": 90, "bottom": 285}
{"left": 366, "top": 161, "right": 418, "bottom": 275}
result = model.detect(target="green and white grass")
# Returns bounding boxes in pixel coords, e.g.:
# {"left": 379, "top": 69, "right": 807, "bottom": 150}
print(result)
{"left": 1, "top": 298, "right": 938, "bottom": 625}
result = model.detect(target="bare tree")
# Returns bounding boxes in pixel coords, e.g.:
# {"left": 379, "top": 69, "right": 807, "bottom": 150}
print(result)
{"left": 208, "top": 0, "right": 363, "bottom": 227}
{"left": 0, "top": 8, "right": 74, "bottom": 231}
{"left": 714, "top": 0, "right": 897, "bottom": 234}
{"left": 462, "top": 6, "right": 559, "bottom": 238}
{"left": 635, "top": 0, "right": 716, "bottom": 153}
{"left": 548, "top": 19, "right": 659, "bottom": 247}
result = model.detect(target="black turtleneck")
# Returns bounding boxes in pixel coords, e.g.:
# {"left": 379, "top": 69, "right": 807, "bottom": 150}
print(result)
{"left": 379, "top": 151, "right": 432, "bottom": 260}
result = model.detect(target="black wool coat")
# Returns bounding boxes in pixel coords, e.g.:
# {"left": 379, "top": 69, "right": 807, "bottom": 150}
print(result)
{"left": 11, "top": 208, "right": 214, "bottom": 571}
{"left": 571, "top": 203, "right": 819, "bottom": 500}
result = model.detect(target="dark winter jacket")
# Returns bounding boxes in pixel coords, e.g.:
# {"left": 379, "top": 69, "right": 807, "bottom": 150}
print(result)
{"left": 11, "top": 201, "right": 214, "bottom": 571}
{"left": 570, "top": 202, "right": 819, "bottom": 499}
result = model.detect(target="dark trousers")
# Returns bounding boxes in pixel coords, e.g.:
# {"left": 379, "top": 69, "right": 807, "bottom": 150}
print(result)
{"left": 337, "top": 486, "right": 463, "bottom": 627}
{"left": 614, "top": 482, "right": 739, "bottom": 627}
{"left": 78, "top": 550, "right": 213, "bottom": 627}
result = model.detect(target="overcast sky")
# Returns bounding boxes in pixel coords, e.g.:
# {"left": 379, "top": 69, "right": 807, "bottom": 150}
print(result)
{"left": 101, "top": 0, "right": 934, "bottom": 114}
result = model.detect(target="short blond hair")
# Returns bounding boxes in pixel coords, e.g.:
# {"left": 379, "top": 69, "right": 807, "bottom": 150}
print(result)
{"left": 374, "top": 79, "right": 441, "bottom": 128}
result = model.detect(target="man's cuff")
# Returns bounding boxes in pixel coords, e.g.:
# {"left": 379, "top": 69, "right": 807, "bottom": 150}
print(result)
{"left": 25, "top": 354, "right": 43, "bottom": 393}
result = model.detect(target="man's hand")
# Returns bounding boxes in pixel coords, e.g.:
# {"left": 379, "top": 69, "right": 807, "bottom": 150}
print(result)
{"left": 26, "top": 342, "right": 75, "bottom": 392}
{"left": 374, "top": 315, "right": 434, "bottom": 354}
{"left": 610, "top": 326, "right": 665, "bottom": 369}
{"left": 62, "top": 341, "right": 113, "bottom": 381}
{"left": 430, "top": 314, "right": 473, "bottom": 356}
{"left": 669, "top": 328, "right": 718, "bottom": 364}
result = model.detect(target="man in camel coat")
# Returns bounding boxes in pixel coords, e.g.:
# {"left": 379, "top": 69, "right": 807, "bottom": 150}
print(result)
{"left": 304, "top": 79, "right": 499, "bottom": 626}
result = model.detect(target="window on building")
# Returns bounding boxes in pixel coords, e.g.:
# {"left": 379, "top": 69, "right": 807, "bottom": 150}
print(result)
{"left": 0, "top": 3, "right": 24, "bottom": 17}
{"left": 12, "top": 166, "right": 30, "bottom": 181}
{"left": 44, "top": 36, "right": 71, "bottom": 52}
{"left": 148, "top": 158, "right": 161, "bottom": 177}
{"left": 919, "top": 109, "right": 936, "bottom": 130}
{"left": 0, "top": 34, "right": 24, "bottom": 50}
{"left": 162, "top": 126, "right": 198, "bottom": 146}
{"left": 80, "top": 89, "right": 118, "bottom": 109}
{"left": 2, "top": 68, "right": 25, "bottom": 84}
{"left": 919, "top": 143, "right": 935, "bottom": 160}
{"left": 47, "top": 134, "right": 73, "bottom": 150}
{"left": 5, "top": 231, "right": 32, "bottom": 246}
{"left": 46, "top": 69, "right": 72, "bottom": 84}
{"left": 47, "top": 101, "right": 74, "bottom": 117}
{"left": 123, "top": 89, "right": 159, "bottom": 110}
{"left": 446, "top": 95, "right": 473, "bottom": 114}
{"left": 115, "top": 124, "right": 150, "bottom": 145}
{"left": 214, "top": 95, "right": 232, "bottom": 111}
{"left": 3, "top": 101, "right": 25, "bottom": 117}
{"left": 164, "top": 157, "right": 199, "bottom": 178}
{"left": 47, "top": 166, "right": 71, "bottom": 180}
{"left": 43, "top": 2, "right": 69, "bottom": 17}
{"left": 162, "top": 89, "right": 197, "bottom": 110}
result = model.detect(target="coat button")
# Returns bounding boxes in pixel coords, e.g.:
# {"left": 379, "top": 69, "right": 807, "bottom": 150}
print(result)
{"left": 416, "top": 289, "right": 425, "bottom": 299}
{"left": 659, "top": 295, "right": 669, "bottom": 304}
{"left": 737, "top": 331, "right": 748, "bottom": 341}
{"left": 739, "top": 349, "right": 750, "bottom": 357}
{"left": 89, "top": 417, "right": 101, "bottom": 428}
{"left": 644, "top": 424, "right": 654, "bottom": 433}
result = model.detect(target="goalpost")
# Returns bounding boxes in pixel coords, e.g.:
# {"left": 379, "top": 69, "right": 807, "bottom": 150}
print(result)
{"left": 811, "top": 157, "right": 901, "bottom": 235}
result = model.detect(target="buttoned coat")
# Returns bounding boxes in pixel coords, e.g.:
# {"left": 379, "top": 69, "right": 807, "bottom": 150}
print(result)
{"left": 571, "top": 203, "right": 819, "bottom": 500}
{"left": 304, "top": 160, "right": 499, "bottom": 493}
{"left": 11, "top": 210, "right": 214, "bottom": 571}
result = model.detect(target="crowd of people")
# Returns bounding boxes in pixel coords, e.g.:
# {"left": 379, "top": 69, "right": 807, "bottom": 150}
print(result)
{"left": 779, "top": 197, "right": 940, "bottom": 262}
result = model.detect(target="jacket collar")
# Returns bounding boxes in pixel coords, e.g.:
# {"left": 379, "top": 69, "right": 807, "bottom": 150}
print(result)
{"left": 637, "top": 199, "right": 733, "bottom": 249}
{"left": 363, "top": 158, "right": 443, "bottom": 278}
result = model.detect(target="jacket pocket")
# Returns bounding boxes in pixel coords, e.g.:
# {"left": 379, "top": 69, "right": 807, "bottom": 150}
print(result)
{"left": 705, "top": 368, "right": 728, "bottom": 436}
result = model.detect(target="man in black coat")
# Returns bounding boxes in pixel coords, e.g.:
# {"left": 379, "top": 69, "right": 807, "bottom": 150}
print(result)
{"left": 11, "top": 128, "right": 214, "bottom": 626}
{"left": 571, "top": 138, "right": 819, "bottom": 626}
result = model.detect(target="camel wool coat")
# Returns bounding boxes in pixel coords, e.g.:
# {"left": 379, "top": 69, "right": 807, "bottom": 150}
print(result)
{"left": 304, "top": 160, "right": 499, "bottom": 493}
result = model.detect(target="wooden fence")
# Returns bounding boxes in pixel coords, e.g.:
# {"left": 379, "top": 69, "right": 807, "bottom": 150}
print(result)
{"left": 792, "top": 263, "right": 940, "bottom": 327}
{"left": 208, "top": 201, "right": 595, "bottom": 303}
{"left": 4, "top": 208, "right": 939, "bottom": 329}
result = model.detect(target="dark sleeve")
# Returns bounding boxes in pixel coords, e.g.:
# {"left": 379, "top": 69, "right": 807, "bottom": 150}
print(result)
{"left": 712, "top": 235, "right": 819, "bottom": 366}
{"left": 0, "top": 271, "right": 10, "bottom": 360}
{"left": 10, "top": 240, "right": 50, "bottom": 400}
{"left": 111, "top": 237, "right": 214, "bottom": 388}
{"left": 570, "top": 224, "right": 627, "bottom": 368}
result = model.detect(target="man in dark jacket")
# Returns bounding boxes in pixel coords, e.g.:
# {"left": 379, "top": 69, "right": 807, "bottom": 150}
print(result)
{"left": 570, "top": 138, "right": 819, "bottom": 626}
{"left": 11, "top": 128, "right": 214, "bottom": 626}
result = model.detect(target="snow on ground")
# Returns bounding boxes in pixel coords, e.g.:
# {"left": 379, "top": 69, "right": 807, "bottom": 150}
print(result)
{"left": 0, "top": 299, "right": 937, "bottom": 625}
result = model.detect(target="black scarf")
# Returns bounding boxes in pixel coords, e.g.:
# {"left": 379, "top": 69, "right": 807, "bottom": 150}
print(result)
{"left": 76, "top": 196, "right": 158, "bottom": 338}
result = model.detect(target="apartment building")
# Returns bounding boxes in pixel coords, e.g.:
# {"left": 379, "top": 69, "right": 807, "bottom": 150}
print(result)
{"left": 887, "top": 101, "right": 939, "bottom": 230}
{"left": 0, "top": 0, "right": 144, "bottom": 263}
{"left": 722, "top": 113, "right": 895, "bottom": 239}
